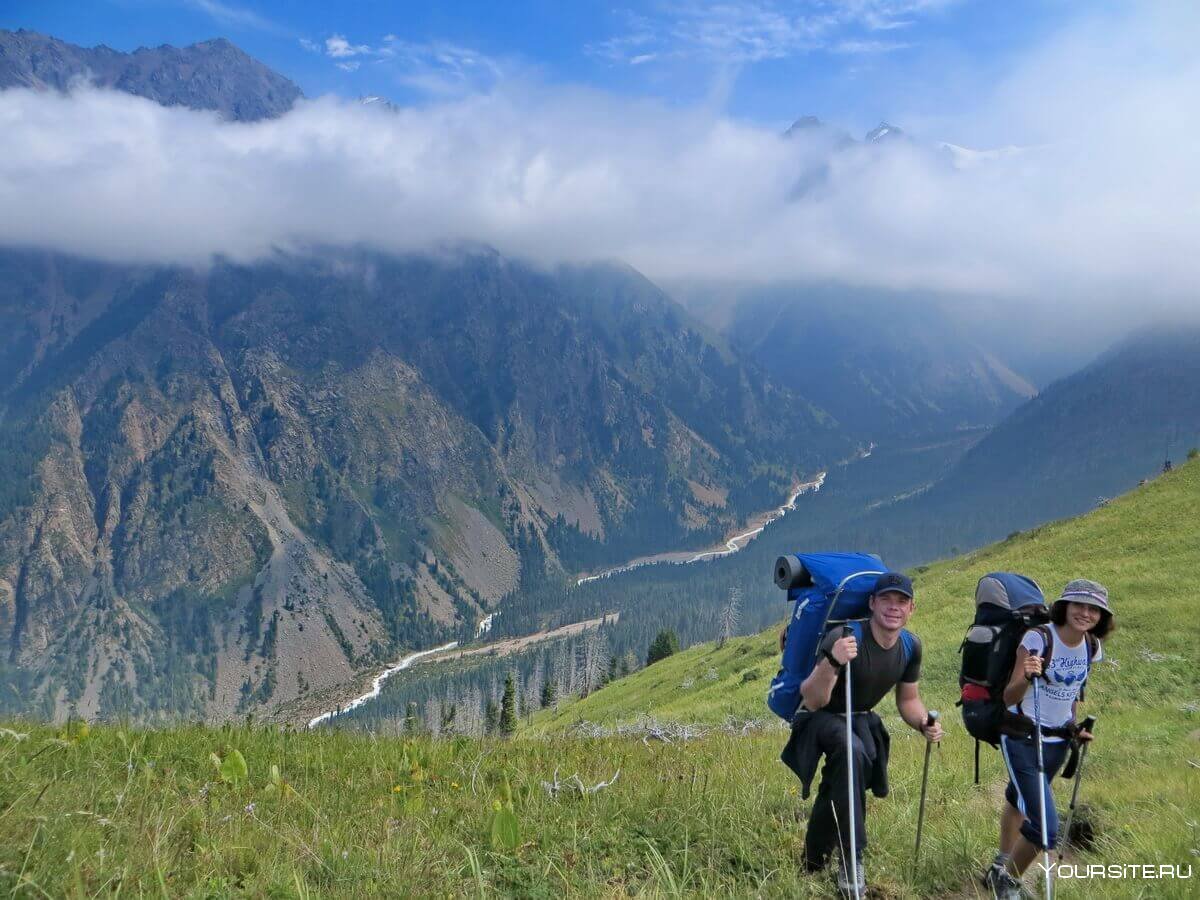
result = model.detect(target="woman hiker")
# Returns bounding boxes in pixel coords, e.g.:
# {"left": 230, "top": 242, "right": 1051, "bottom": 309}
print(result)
{"left": 984, "top": 579, "right": 1115, "bottom": 899}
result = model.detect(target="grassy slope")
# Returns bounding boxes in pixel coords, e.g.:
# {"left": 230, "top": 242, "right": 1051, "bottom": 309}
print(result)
{"left": 532, "top": 458, "right": 1200, "bottom": 893}
{"left": 1, "top": 463, "right": 1197, "bottom": 898}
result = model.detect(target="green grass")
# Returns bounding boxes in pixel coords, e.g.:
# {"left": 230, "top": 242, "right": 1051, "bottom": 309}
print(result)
{"left": 2, "top": 463, "right": 1199, "bottom": 897}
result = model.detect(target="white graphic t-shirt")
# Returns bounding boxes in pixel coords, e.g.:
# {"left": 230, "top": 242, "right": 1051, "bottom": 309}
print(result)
{"left": 1008, "top": 624, "right": 1103, "bottom": 742}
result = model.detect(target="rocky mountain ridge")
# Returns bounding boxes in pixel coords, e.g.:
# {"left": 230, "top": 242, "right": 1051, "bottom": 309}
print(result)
{"left": 0, "top": 28, "right": 301, "bottom": 121}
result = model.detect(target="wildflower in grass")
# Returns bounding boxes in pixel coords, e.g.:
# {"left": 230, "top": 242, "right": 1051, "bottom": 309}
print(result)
{"left": 393, "top": 785, "right": 404, "bottom": 793}
{"left": 451, "top": 781, "right": 461, "bottom": 790}
{"left": 244, "top": 802, "right": 256, "bottom": 814}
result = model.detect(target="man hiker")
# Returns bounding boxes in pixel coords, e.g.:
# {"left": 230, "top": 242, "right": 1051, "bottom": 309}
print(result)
{"left": 984, "top": 579, "right": 1114, "bottom": 899}
{"left": 781, "top": 572, "right": 943, "bottom": 895}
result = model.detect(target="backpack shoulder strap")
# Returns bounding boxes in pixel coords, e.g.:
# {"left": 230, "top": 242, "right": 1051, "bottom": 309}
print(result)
{"left": 1035, "top": 624, "right": 1055, "bottom": 669}
{"left": 1079, "top": 633, "right": 1100, "bottom": 701}
{"left": 899, "top": 628, "right": 916, "bottom": 669}
{"left": 1018, "top": 625, "right": 1054, "bottom": 717}
{"left": 846, "top": 622, "right": 914, "bottom": 667}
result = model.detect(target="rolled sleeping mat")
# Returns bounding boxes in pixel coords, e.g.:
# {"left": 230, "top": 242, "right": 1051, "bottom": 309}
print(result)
{"left": 774, "top": 555, "right": 810, "bottom": 591}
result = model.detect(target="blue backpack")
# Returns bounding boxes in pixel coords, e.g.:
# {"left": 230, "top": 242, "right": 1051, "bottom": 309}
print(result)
{"left": 767, "top": 552, "right": 916, "bottom": 723}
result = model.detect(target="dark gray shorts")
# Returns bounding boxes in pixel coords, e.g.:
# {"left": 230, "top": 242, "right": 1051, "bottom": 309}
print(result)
{"left": 1001, "top": 733, "right": 1070, "bottom": 850}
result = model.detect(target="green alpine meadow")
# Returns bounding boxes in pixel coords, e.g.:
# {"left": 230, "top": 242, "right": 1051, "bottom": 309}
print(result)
{"left": 2, "top": 457, "right": 1196, "bottom": 898}
{"left": 3, "top": 9, "right": 1199, "bottom": 899}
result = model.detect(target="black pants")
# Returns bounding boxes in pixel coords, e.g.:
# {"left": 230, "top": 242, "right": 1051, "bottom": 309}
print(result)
{"left": 804, "top": 713, "right": 879, "bottom": 870}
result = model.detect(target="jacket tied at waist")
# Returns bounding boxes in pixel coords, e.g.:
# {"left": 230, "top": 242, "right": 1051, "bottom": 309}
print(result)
{"left": 780, "top": 708, "right": 892, "bottom": 799}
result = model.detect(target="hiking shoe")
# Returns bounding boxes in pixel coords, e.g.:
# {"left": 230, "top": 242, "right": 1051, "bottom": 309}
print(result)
{"left": 982, "top": 863, "right": 1022, "bottom": 900}
{"left": 981, "top": 863, "right": 1002, "bottom": 891}
{"left": 835, "top": 854, "right": 866, "bottom": 897}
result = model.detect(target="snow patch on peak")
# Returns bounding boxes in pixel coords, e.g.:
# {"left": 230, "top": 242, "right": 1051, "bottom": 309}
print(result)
{"left": 866, "top": 122, "right": 904, "bottom": 143}
{"left": 936, "top": 141, "right": 1028, "bottom": 170}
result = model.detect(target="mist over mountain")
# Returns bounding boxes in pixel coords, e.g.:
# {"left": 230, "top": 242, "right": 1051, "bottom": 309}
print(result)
{"left": 0, "top": 28, "right": 300, "bottom": 121}
{"left": 3, "top": 7, "right": 1199, "bottom": 332}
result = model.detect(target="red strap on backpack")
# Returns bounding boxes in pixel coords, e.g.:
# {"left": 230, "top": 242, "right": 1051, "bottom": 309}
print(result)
{"left": 960, "top": 683, "right": 990, "bottom": 703}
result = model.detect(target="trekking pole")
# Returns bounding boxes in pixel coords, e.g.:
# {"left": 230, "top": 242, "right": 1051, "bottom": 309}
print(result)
{"left": 1031, "top": 676, "right": 1053, "bottom": 899}
{"left": 842, "top": 625, "right": 861, "bottom": 900}
{"left": 1059, "top": 716, "right": 1097, "bottom": 862}
{"left": 913, "top": 710, "right": 940, "bottom": 869}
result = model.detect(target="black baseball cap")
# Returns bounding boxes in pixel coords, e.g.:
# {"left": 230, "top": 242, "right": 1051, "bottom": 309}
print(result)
{"left": 873, "top": 572, "right": 914, "bottom": 599}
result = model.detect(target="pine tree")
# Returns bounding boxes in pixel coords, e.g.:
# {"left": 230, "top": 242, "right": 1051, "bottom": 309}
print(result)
{"left": 404, "top": 701, "right": 420, "bottom": 734}
{"left": 499, "top": 673, "right": 518, "bottom": 737}
{"left": 485, "top": 699, "right": 499, "bottom": 735}
{"left": 647, "top": 629, "right": 680, "bottom": 665}
{"left": 541, "top": 677, "right": 557, "bottom": 708}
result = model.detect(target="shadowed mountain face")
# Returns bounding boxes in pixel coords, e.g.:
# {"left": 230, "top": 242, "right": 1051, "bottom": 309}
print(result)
{"left": 804, "top": 325, "right": 1200, "bottom": 567}
{"left": 679, "top": 283, "right": 1036, "bottom": 442}
{"left": 910, "top": 326, "right": 1200, "bottom": 523}
{"left": 0, "top": 29, "right": 301, "bottom": 121}
{"left": 0, "top": 248, "right": 846, "bottom": 721}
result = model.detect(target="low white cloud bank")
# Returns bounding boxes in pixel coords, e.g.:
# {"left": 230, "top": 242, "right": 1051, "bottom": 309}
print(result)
{"left": 0, "top": 3, "right": 1198, "bottom": 317}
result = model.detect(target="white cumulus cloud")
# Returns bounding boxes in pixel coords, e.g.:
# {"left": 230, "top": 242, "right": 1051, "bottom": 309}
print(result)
{"left": 325, "top": 34, "right": 371, "bottom": 58}
{"left": 0, "top": 3, "right": 1197, "bottom": 326}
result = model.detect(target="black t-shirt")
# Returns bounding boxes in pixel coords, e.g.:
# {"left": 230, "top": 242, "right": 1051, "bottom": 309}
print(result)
{"left": 817, "top": 625, "right": 922, "bottom": 713}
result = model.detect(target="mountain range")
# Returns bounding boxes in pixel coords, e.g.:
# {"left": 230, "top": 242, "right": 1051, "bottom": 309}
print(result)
{"left": 0, "top": 28, "right": 300, "bottom": 121}
{"left": 0, "top": 244, "right": 848, "bottom": 721}
{"left": 1, "top": 29, "right": 1194, "bottom": 725}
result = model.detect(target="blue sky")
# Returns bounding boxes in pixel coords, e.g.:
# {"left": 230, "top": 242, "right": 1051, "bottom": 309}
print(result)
{"left": 5, "top": 1, "right": 1098, "bottom": 137}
